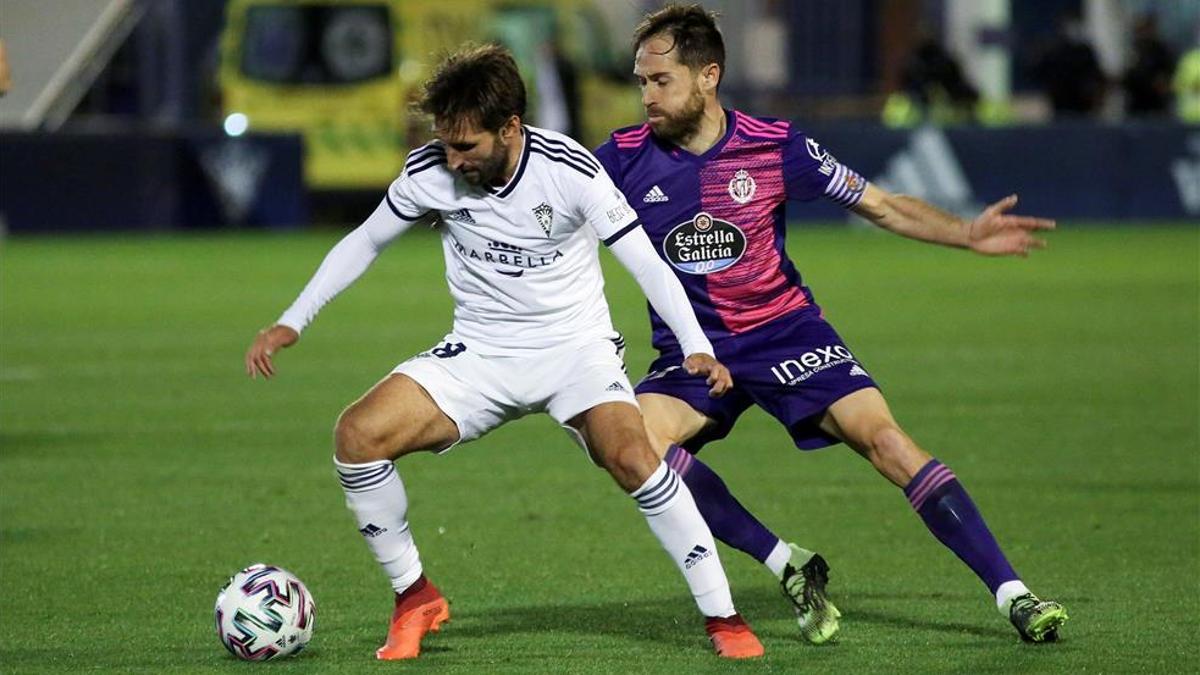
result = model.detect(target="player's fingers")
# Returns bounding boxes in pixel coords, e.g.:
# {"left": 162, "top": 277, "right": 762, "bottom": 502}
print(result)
{"left": 707, "top": 367, "right": 731, "bottom": 397}
{"left": 1001, "top": 215, "right": 1055, "bottom": 231}
{"left": 246, "top": 347, "right": 266, "bottom": 378}
{"left": 985, "top": 194, "right": 1018, "bottom": 217}
{"left": 250, "top": 351, "right": 273, "bottom": 379}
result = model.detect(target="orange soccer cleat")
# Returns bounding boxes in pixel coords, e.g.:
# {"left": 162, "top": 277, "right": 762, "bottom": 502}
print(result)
{"left": 375, "top": 575, "right": 451, "bottom": 660}
{"left": 705, "top": 614, "right": 765, "bottom": 659}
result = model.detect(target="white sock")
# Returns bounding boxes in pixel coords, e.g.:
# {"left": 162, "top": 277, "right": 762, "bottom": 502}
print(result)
{"left": 631, "top": 461, "right": 735, "bottom": 618}
{"left": 334, "top": 457, "right": 423, "bottom": 594}
{"left": 995, "top": 579, "right": 1031, "bottom": 616}
{"left": 764, "top": 539, "right": 791, "bottom": 577}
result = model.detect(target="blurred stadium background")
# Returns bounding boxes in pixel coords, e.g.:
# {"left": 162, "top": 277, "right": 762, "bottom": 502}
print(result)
{"left": 1, "top": 0, "right": 1197, "bottom": 671}
{"left": 1, "top": 0, "right": 1198, "bottom": 227}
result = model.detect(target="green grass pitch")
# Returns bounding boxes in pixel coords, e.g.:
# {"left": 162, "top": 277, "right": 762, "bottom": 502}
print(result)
{"left": 1, "top": 225, "right": 1197, "bottom": 673}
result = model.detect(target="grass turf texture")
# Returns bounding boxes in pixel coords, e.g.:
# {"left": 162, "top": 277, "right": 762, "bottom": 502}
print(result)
{"left": 1, "top": 225, "right": 1197, "bottom": 673}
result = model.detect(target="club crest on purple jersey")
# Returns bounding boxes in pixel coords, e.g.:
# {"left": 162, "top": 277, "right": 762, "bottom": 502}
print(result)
{"left": 662, "top": 211, "right": 747, "bottom": 275}
{"left": 727, "top": 169, "right": 757, "bottom": 204}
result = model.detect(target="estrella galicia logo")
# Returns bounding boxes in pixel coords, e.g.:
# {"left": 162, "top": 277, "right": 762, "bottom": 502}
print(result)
{"left": 662, "top": 211, "right": 747, "bottom": 275}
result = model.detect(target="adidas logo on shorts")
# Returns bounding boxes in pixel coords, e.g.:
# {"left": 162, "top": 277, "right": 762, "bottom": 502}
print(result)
{"left": 605, "top": 381, "right": 627, "bottom": 392}
{"left": 849, "top": 365, "right": 869, "bottom": 377}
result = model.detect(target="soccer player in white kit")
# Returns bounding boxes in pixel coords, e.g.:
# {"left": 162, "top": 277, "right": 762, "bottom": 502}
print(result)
{"left": 244, "top": 45, "right": 765, "bottom": 660}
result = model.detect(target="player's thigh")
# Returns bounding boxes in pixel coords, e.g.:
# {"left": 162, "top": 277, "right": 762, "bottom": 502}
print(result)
{"left": 636, "top": 392, "right": 714, "bottom": 456}
{"left": 818, "top": 387, "right": 902, "bottom": 447}
{"left": 634, "top": 352, "right": 752, "bottom": 453}
{"left": 335, "top": 373, "right": 460, "bottom": 462}
{"left": 392, "top": 336, "right": 528, "bottom": 450}
{"left": 820, "top": 388, "right": 929, "bottom": 482}
{"left": 568, "top": 400, "right": 659, "bottom": 492}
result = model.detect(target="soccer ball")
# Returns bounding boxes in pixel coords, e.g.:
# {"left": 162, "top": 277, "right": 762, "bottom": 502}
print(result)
{"left": 214, "top": 563, "right": 316, "bottom": 661}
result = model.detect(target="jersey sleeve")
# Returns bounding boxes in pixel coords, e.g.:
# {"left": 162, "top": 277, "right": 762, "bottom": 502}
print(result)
{"left": 572, "top": 154, "right": 640, "bottom": 246}
{"left": 782, "top": 131, "right": 868, "bottom": 209}
{"left": 276, "top": 174, "right": 428, "bottom": 334}
{"left": 383, "top": 168, "right": 434, "bottom": 223}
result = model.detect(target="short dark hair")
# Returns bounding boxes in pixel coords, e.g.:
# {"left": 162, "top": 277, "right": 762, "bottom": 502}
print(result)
{"left": 633, "top": 4, "right": 725, "bottom": 81}
{"left": 419, "top": 44, "right": 526, "bottom": 133}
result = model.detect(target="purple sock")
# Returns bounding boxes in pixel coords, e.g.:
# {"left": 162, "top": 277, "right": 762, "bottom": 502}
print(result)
{"left": 665, "top": 444, "right": 779, "bottom": 562}
{"left": 904, "top": 459, "right": 1020, "bottom": 593}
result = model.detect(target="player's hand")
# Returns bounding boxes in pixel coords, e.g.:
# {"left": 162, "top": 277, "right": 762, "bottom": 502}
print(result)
{"left": 966, "top": 194, "right": 1055, "bottom": 257}
{"left": 683, "top": 353, "right": 733, "bottom": 398}
{"left": 245, "top": 325, "right": 299, "bottom": 379}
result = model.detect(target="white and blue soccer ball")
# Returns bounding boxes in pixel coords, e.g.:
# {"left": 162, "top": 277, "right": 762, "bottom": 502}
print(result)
{"left": 214, "top": 563, "right": 316, "bottom": 661}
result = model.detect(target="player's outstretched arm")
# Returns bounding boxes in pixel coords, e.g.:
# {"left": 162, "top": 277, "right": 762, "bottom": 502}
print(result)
{"left": 245, "top": 325, "right": 299, "bottom": 379}
{"left": 852, "top": 184, "right": 1055, "bottom": 256}
{"left": 244, "top": 198, "right": 415, "bottom": 380}
{"left": 606, "top": 225, "right": 732, "bottom": 397}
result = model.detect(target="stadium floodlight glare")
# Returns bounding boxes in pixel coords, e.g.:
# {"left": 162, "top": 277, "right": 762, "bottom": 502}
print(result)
{"left": 223, "top": 113, "right": 250, "bottom": 137}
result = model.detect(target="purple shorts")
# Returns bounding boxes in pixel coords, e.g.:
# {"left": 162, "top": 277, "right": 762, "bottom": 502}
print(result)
{"left": 636, "top": 310, "right": 878, "bottom": 451}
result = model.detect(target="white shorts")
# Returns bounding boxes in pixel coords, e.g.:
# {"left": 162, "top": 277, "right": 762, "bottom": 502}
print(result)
{"left": 392, "top": 333, "right": 637, "bottom": 451}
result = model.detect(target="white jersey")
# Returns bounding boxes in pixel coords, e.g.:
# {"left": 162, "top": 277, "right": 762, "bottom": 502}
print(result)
{"left": 277, "top": 126, "right": 711, "bottom": 358}
{"left": 388, "top": 126, "right": 636, "bottom": 354}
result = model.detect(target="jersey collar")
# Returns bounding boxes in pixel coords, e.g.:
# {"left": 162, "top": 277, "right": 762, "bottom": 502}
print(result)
{"left": 485, "top": 126, "right": 532, "bottom": 199}
{"left": 654, "top": 108, "right": 736, "bottom": 164}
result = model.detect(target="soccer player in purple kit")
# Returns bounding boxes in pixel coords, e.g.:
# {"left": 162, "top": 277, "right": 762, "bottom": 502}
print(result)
{"left": 594, "top": 4, "right": 1068, "bottom": 644}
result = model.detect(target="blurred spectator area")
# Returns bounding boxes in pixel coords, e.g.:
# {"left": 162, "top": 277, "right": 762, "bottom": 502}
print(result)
{"left": 3, "top": 0, "right": 1197, "bottom": 131}
{"left": 1, "top": 0, "right": 1197, "bottom": 229}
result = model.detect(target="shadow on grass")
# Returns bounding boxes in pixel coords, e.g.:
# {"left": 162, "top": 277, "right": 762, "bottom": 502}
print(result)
{"left": 436, "top": 586, "right": 1013, "bottom": 647}
{"left": 0, "top": 587, "right": 1059, "bottom": 670}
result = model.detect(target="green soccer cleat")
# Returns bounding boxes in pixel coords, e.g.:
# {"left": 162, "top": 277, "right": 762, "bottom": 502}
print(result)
{"left": 1008, "top": 593, "right": 1068, "bottom": 643}
{"left": 778, "top": 544, "right": 841, "bottom": 644}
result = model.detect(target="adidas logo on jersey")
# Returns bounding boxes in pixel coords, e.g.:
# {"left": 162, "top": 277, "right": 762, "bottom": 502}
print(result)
{"left": 605, "top": 381, "right": 627, "bottom": 392}
{"left": 849, "top": 365, "right": 869, "bottom": 377}
{"left": 445, "top": 208, "right": 476, "bottom": 224}
{"left": 359, "top": 523, "right": 388, "bottom": 538}
{"left": 643, "top": 185, "right": 670, "bottom": 203}
{"left": 684, "top": 544, "right": 712, "bottom": 569}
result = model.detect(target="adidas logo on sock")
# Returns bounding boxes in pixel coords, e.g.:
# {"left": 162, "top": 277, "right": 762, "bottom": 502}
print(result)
{"left": 849, "top": 365, "right": 868, "bottom": 377}
{"left": 643, "top": 185, "right": 669, "bottom": 203}
{"left": 684, "top": 544, "right": 712, "bottom": 569}
{"left": 605, "top": 381, "right": 627, "bottom": 392}
{"left": 359, "top": 523, "right": 388, "bottom": 538}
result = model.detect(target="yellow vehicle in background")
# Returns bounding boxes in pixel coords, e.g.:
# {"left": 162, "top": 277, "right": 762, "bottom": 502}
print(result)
{"left": 218, "top": 0, "right": 640, "bottom": 190}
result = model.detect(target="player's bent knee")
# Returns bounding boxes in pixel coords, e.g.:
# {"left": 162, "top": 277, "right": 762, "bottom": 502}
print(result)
{"left": 602, "top": 441, "right": 660, "bottom": 493}
{"left": 866, "top": 425, "right": 929, "bottom": 484}
{"left": 334, "top": 408, "right": 404, "bottom": 464}
{"left": 869, "top": 425, "right": 908, "bottom": 455}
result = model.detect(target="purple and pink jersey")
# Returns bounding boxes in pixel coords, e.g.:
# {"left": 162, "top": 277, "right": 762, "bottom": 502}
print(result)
{"left": 593, "top": 109, "right": 867, "bottom": 355}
